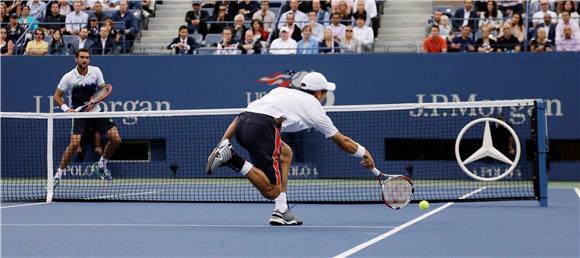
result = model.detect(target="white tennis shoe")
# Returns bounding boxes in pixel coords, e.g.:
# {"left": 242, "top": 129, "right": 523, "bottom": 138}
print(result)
{"left": 269, "top": 209, "right": 303, "bottom": 226}
{"left": 206, "top": 139, "right": 233, "bottom": 174}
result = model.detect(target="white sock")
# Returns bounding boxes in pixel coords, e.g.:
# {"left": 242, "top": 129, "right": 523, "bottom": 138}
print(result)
{"left": 98, "top": 157, "right": 108, "bottom": 168}
{"left": 274, "top": 192, "right": 288, "bottom": 213}
{"left": 240, "top": 161, "right": 253, "bottom": 176}
{"left": 55, "top": 168, "right": 65, "bottom": 179}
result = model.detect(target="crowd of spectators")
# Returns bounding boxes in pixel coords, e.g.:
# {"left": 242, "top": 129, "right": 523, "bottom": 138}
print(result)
{"left": 423, "top": 0, "right": 580, "bottom": 53}
{"left": 169, "top": 0, "right": 380, "bottom": 55}
{"left": 0, "top": 0, "right": 142, "bottom": 56}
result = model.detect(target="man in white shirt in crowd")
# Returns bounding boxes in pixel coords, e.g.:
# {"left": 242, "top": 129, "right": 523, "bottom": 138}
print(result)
{"left": 532, "top": 0, "right": 557, "bottom": 27}
{"left": 252, "top": 0, "right": 276, "bottom": 32}
{"left": 278, "top": 0, "right": 307, "bottom": 30}
{"left": 65, "top": 1, "right": 88, "bottom": 35}
{"left": 556, "top": 11, "right": 580, "bottom": 42}
{"left": 71, "top": 27, "right": 94, "bottom": 54}
{"left": 311, "top": 0, "right": 330, "bottom": 26}
{"left": 352, "top": 14, "right": 373, "bottom": 51}
{"left": 206, "top": 72, "right": 376, "bottom": 225}
{"left": 556, "top": 25, "right": 580, "bottom": 52}
{"left": 27, "top": 0, "right": 47, "bottom": 20}
{"left": 328, "top": 12, "right": 346, "bottom": 43}
{"left": 269, "top": 26, "right": 297, "bottom": 54}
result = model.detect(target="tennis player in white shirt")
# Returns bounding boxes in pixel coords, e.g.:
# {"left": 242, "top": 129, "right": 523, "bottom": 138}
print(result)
{"left": 206, "top": 72, "right": 376, "bottom": 225}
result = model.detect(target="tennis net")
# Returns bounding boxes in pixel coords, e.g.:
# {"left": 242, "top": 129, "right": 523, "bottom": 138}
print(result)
{"left": 0, "top": 99, "right": 548, "bottom": 204}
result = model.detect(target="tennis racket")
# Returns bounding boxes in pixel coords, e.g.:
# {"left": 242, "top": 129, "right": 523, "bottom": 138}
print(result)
{"left": 371, "top": 167, "right": 414, "bottom": 210}
{"left": 75, "top": 84, "right": 112, "bottom": 112}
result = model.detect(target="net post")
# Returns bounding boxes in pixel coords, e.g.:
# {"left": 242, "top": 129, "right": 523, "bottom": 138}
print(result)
{"left": 535, "top": 100, "right": 548, "bottom": 207}
{"left": 46, "top": 113, "right": 54, "bottom": 203}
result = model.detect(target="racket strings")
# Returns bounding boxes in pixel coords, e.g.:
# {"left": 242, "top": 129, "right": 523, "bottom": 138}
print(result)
{"left": 383, "top": 178, "right": 412, "bottom": 207}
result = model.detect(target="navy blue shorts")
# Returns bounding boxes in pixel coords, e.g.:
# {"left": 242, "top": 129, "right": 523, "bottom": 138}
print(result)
{"left": 234, "top": 112, "right": 282, "bottom": 185}
{"left": 72, "top": 118, "right": 116, "bottom": 135}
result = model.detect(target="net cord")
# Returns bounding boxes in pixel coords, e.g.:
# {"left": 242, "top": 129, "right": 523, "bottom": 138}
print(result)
{"left": 0, "top": 99, "right": 539, "bottom": 119}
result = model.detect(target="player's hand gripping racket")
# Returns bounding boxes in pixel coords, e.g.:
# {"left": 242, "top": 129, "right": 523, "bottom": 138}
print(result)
{"left": 371, "top": 167, "right": 414, "bottom": 210}
{"left": 75, "top": 84, "right": 112, "bottom": 112}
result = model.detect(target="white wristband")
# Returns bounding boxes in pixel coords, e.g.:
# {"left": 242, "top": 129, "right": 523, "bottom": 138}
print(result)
{"left": 60, "top": 104, "right": 70, "bottom": 112}
{"left": 352, "top": 144, "right": 366, "bottom": 158}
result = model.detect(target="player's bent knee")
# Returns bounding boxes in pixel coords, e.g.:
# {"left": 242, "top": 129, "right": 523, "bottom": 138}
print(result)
{"left": 260, "top": 187, "right": 280, "bottom": 200}
{"left": 280, "top": 144, "right": 293, "bottom": 162}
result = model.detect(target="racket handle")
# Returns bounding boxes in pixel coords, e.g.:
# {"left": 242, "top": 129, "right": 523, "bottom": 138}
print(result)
{"left": 371, "top": 168, "right": 381, "bottom": 177}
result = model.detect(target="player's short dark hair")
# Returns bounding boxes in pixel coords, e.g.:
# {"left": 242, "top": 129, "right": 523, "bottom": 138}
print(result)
{"left": 75, "top": 48, "right": 90, "bottom": 57}
{"left": 431, "top": 25, "right": 440, "bottom": 31}
{"left": 178, "top": 25, "right": 188, "bottom": 32}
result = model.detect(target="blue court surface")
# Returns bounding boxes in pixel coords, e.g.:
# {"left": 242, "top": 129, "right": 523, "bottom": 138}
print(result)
{"left": 2, "top": 188, "right": 579, "bottom": 257}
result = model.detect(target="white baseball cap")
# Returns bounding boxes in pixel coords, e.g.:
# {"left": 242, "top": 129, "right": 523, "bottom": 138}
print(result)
{"left": 299, "top": 72, "right": 336, "bottom": 91}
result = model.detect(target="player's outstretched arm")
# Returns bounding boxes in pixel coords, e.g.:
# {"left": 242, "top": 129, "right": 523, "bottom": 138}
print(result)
{"left": 221, "top": 117, "right": 239, "bottom": 141}
{"left": 331, "top": 132, "right": 375, "bottom": 169}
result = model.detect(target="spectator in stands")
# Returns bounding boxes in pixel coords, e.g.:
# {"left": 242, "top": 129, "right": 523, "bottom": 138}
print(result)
{"left": 306, "top": 10, "right": 324, "bottom": 42}
{"left": 502, "top": 12, "right": 525, "bottom": 42}
{"left": 557, "top": 1, "right": 578, "bottom": 24}
{"left": 167, "top": 25, "right": 199, "bottom": 55}
{"left": 19, "top": 5, "right": 39, "bottom": 31}
{"left": 476, "top": 26, "right": 497, "bottom": 53}
{"left": 112, "top": 0, "right": 139, "bottom": 53}
{"left": 452, "top": 0, "right": 478, "bottom": 31}
{"left": 91, "top": 2, "right": 109, "bottom": 24}
{"left": 328, "top": 12, "right": 346, "bottom": 43}
{"left": 439, "top": 15, "right": 452, "bottom": 39}
{"left": 6, "top": 14, "right": 23, "bottom": 42}
{"left": 1, "top": 4, "right": 9, "bottom": 27}
{"left": 535, "top": 13, "right": 557, "bottom": 42}
{"left": 49, "top": 29, "right": 67, "bottom": 55}
{"left": 273, "top": 12, "right": 302, "bottom": 41}
{"left": 530, "top": 27, "right": 554, "bottom": 52}
{"left": 141, "top": 0, "right": 155, "bottom": 18}
{"left": 25, "top": 29, "right": 48, "bottom": 55}
{"left": 27, "top": 0, "right": 46, "bottom": 20}
{"left": 278, "top": 0, "right": 307, "bottom": 29}
{"left": 337, "top": 0, "right": 352, "bottom": 26}
{"left": 91, "top": 26, "right": 115, "bottom": 55}
{"left": 209, "top": 4, "right": 230, "bottom": 34}
{"left": 498, "top": 0, "right": 522, "bottom": 17}
{"left": 297, "top": 24, "right": 318, "bottom": 54}
{"left": 215, "top": 27, "right": 239, "bottom": 55}
{"left": 427, "top": 10, "right": 443, "bottom": 35}
{"left": 311, "top": 0, "right": 330, "bottom": 26}
{"left": 87, "top": 17, "right": 100, "bottom": 40}
{"left": 58, "top": 0, "right": 72, "bottom": 16}
{"left": 66, "top": 1, "right": 88, "bottom": 35}
{"left": 103, "top": 0, "right": 121, "bottom": 11}
{"left": 43, "top": 2, "right": 66, "bottom": 35}
{"left": 0, "top": 27, "right": 15, "bottom": 55}
{"left": 185, "top": 1, "right": 209, "bottom": 36}
{"left": 556, "top": 11, "right": 580, "bottom": 42}
{"left": 213, "top": 1, "right": 238, "bottom": 20}
{"left": 104, "top": 18, "right": 120, "bottom": 42}
{"left": 250, "top": 19, "right": 268, "bottom": 42}
{"left": 331, "top": 0, "right": 353, "bottom": 13}
{"left": 237, "top": 30, "right": 261, "bottom": 54}
{"left": 252, "top": 0, "right": 276, "bottom": 32}
{"left": 351, "top": 0, "right": 368, "bottom": 26}
{"left": 533, "top": 0, "right": 557, "bottom": 27}
{"left": 556, "top": 25, "right": 580, "bottom": 51}
{"left": 352, "top": 14, "right": 373, "bottom": 50}
{"left": 238, "top": 0, "right": 259, "bottom": 19}
{"left": 232, "top": 14, "right": 247, "bottom": 43}
{"left": 362, "top": 0, "right": 378, "bottom": 29}
{"left": 422, "top": 26, "right": 447, "bottom": 53}
{"left": 450, "top": 25, "right": 476, "bottom": 52}
{"left": 341, "top": 25, "right": 360, "bottom": 53}
{"left": 71, "top": 27, "right": 93, "bottom": 53}
{"left": 319, "top": 27, "right": 340, "bottom": 53}
{"left": 269, "top": 26, "right": 297, "bottom": 54}
{"left": 496, "top": 23, "right": 521, "bottom": 52}
{"left": 478, "top": 0, "right": 502, "bottom": 35}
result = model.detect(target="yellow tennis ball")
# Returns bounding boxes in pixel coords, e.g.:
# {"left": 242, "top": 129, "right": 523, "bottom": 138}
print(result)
{"left": 419, "top": 200, "right": 429, "bottom": 210}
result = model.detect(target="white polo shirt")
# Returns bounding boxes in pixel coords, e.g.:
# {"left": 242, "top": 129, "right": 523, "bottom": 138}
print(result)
{"left": 245, "top": 87, "right": 339, "bottom": 138}
{"left": 57, "top": 65, "right": 105, "bottom": 112}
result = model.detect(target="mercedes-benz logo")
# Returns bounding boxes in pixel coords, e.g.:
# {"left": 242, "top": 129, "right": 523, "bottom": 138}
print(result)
{"left": 455, "top": 118, "right": 521, "bottom": 182}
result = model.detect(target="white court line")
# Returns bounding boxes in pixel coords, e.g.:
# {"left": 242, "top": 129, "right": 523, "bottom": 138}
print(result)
{"left": 83, "top": 191, "right": 157, "bottom": 200}
{"left": 1, "top": 223, "right": 396, "bottom": 229}
{"left": 574, "top": 188, "right": 580, "bottom": 199}
{"left": 1, "top": 202, "right": 49, "bottom": 209}
{"left": 333, "top": 187, "right": 487, "bottom": 258}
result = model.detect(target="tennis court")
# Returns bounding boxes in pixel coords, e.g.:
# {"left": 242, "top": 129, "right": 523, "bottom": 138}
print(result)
{"left": 2, "top": 186, "right": 578, "bottom": 257}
